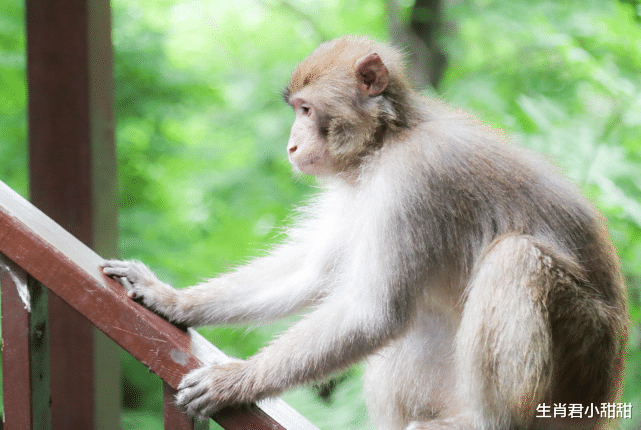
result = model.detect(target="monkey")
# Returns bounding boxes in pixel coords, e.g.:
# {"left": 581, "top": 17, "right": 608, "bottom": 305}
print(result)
{"left": 102, "top": 36, "right": 628, "bottom": 430}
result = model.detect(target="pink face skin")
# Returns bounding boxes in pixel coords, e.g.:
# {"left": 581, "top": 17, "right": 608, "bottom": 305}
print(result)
{"left": 286, "top": 97, "right": 335, "bottom": 177}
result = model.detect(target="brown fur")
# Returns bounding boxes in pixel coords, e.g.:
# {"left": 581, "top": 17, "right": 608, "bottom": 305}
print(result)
{"left": 284, "top": 36, "right": 419, "bottom": 171}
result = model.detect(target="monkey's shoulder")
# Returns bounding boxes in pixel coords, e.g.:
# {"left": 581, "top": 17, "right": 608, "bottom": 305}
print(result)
{"left": 372, "top": 115, "right": 597, "bottom": 226}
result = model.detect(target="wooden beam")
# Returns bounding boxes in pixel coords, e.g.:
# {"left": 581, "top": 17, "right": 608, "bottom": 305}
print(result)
{"left": 25, "top": 0, "right": 120, "bottom": 427}
{"left": 0, "top": 179, "right": 318, "bottom": 430}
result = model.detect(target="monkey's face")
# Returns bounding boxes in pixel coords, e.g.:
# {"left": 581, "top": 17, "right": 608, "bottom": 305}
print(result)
{"left": 283, "top": 39, "right": 395, "bottom": 177}
{"left": 286, "top": 96, "right": 336, "bottom": 176}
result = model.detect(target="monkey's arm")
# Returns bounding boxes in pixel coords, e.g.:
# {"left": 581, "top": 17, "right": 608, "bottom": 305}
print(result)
{"left": 177, "top": 242, "right": 334, "bottom": 325}
{"left": 175, "top": 229, "right": 419, "bottom": 418}
{"left": 102, "top": 240, "right": 333, "bottom": 326}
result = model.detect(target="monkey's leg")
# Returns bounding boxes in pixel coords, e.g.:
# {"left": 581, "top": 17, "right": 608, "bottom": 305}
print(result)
{"left": 409, "top": 235, "right": 568, "bottom": 430}
{"left": 455, "top": 235, "right": 557, "bottom": 430}
{"left": 366, "top": 310, "right": 458, "bottom": 430}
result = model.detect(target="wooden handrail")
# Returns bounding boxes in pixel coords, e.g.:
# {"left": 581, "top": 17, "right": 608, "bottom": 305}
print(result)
{"left": 0, "top": 179, "right": 319, "bottom": 430}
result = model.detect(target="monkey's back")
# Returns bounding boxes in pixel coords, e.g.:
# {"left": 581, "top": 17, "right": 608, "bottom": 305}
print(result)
{"left": 379, "top": 102, "right": 628, "bottom": 408}
{"left": 403, "top": 103, "right": 623, "bottom": 300}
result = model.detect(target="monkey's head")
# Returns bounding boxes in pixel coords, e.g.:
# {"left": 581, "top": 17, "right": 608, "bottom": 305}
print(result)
{"left": 283, "top": 36, "right": 415, "bottom": 176}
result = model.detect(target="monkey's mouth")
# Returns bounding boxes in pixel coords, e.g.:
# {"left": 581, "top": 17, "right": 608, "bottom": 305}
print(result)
{"left": 290, "top": 153, "right": 324, "bottom": 172}
{"left": 297, "top": 155, "right": 321, "bottom": 167}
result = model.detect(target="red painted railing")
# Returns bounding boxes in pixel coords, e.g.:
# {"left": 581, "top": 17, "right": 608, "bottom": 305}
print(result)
{"left": 0, "top": 179, "right": 318, "bottom": 430}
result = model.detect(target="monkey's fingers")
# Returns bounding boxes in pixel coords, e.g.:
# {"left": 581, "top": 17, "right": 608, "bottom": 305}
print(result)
{"left": 101, "top": 260, "right": 159, "bottom": 288}
{"left": 101, "top": 264, "right": 134, "bottom": 283}
{"left": 177, "top": 369, "right": 222, "bottom": 419}
{"left": 177, "top": 370, "right": 210, "bottom": 402}
{"left": 101, "top": 259, "right": 134, "bottom": 273}
{"left": 119, "top": 277, "right": 135, "bottom": 294}
{"left": 101, "top": 261, "right": 136, "bottom": 293}
{"left": 178, "top": 392, "right": 217, "bottom": 421}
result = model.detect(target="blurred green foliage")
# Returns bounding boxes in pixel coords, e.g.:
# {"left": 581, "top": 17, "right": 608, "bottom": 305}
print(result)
{"left": 0, "top": 0, "right": 640, "bottom": 429}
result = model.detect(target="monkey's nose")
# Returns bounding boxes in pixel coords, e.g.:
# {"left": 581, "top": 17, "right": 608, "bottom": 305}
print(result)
{"left": 288, "top": 145, "right": 298, "bottom": 154}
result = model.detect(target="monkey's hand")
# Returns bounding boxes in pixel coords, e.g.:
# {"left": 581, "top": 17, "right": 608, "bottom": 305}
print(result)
{"left": 176, "top": 362, "right": 261, "bottom": 420}
{"left": 102, "top": 259, "right": 179, "bottom": 319}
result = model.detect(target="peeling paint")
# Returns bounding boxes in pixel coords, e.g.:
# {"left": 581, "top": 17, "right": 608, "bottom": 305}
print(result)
{"left": 170, "top": 348, "right": 189, "bottom": 366}
{"left": 0, "top": 257, "right": 30, "bottom": 312}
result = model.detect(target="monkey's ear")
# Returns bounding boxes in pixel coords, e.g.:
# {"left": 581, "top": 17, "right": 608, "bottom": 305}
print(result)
{"left": 356, "top": 53, "right": 389, "bottom": 97}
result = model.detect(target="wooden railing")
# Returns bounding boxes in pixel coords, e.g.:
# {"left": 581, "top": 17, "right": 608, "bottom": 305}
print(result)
{"left": 0, "top": 179, "right": 319, "bottom": 430}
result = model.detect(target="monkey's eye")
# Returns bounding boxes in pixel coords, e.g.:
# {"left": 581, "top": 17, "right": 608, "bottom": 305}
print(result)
{"left": 301, "top": 105, "right": 312, "bottom": 116}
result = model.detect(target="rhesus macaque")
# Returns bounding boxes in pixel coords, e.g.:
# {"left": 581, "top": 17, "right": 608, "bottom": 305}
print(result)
{"left": 103, "top": 36, "right": 628, "bottom": 430}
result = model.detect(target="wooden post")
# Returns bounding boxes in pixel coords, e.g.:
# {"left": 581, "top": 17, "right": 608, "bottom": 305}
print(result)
{"left": 163, "top": 382, "right": 208, "bottom": 430}
{"left": 1, "top": 256, "right": 51, "bottom": 430}
{"left": 25, "top": 0, "right": 119, "bottom": 428}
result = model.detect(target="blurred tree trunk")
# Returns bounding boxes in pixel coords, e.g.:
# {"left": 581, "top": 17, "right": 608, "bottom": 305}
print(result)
{"left": 387, "top": 0, "right": 448, "bottom": 90}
